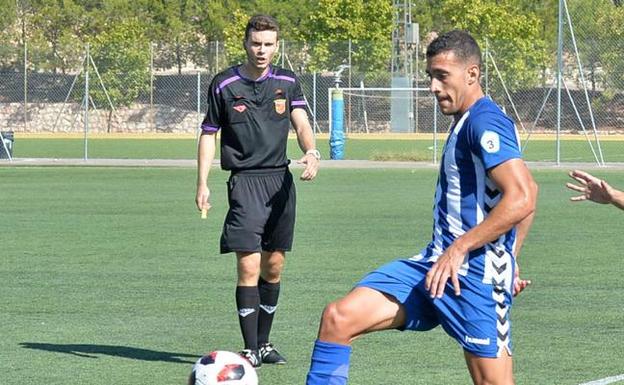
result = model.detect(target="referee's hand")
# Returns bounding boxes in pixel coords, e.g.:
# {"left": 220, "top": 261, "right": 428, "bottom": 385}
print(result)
{"left": 298, "top": 154, "right": 319, "bottom": 181}
{"left": 196, "top": 185, "right": 212, "bottom": 213}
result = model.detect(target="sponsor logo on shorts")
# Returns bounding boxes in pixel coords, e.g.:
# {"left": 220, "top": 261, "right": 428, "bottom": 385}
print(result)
{"left": 465, "top": 335, "right": 491, "bottom": 345}
{"left": 233, "top": 104, "right": 247, "bottom": 113}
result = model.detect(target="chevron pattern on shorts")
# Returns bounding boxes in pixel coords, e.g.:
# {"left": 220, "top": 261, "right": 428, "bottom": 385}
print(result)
{"left": 490, "top": 251, "right": 511, "bottom": 357}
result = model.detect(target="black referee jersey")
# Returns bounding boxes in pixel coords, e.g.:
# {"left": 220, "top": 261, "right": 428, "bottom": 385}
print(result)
{"left": 201, "top": 65, "right": 307, "bottom": 171}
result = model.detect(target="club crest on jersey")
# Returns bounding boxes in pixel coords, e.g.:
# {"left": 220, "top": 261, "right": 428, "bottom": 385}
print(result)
{"left": 274, "top": 99, "right": 286, "bottom": 114}
{"left": 480, "top": 130, "right": 500, "bottom": 153}
{"left": 233, "top": 104, "right": 246, "bottom": 113}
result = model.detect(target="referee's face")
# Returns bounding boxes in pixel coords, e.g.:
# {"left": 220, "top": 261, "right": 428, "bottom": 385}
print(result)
{"left": 244, "top": 30, "right": 278, "bottom": 75}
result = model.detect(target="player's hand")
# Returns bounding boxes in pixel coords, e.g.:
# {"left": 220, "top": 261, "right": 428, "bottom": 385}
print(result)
{"left": 513, "top": 261, "right": 531, "bottom": 297}
{"left": 196, "top": 184, "right": 212, "bottom": 213}
{"left": 566, "top": 169, "right": 614, "bottom": 204}
{"left": 298, "top": 153, "right": 319, "bottom": 181}
{"left": 425, "top": 243, "right": 466, "bottom": 298}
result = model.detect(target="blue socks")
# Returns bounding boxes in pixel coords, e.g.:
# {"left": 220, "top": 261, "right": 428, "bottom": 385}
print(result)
{"left": 306, "top": 340, "right": 352, "bottom": 385}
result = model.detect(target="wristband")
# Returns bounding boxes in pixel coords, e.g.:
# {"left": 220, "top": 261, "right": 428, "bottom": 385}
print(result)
{"left": 306, "top": 149, "right": 321, "bottom": 160}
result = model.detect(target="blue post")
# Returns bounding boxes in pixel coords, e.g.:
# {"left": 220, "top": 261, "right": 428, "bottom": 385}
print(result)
{"left": 330, "top": 89, "right": 345, "bottom": 160}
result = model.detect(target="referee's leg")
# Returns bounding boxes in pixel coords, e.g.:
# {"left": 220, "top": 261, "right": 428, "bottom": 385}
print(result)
{"left": 235, "top": 251, "right": 262, "bottom": 367}
{"left": 257, "top": 250, "right": 287, "bottom": 364}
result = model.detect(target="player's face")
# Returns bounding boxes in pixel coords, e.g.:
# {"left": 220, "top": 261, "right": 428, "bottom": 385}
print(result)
{"left": 426, "top": 51, "right": 478, "bottom": 116}
{"left": 244, "top": 29, "right": 278, "bottom": 73}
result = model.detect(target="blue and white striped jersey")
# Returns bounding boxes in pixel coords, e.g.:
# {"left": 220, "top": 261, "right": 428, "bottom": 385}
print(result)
{"left": 417, "top": 96, "right": 522, "bottom": 287}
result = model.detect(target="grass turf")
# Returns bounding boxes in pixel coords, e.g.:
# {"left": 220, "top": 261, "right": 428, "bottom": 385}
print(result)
{"left": 1, "top": 167, "right": 623, "bottom": 384}
{"left": 9, "top": 137, "right": 624, "bottom": 163}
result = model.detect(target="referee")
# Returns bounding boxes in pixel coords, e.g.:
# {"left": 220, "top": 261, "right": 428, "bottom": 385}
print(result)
{"left": 195, "top": 14, "right": 320, "bottom": 368}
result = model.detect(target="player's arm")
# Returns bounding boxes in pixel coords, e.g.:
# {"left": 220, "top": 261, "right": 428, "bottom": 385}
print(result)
{"left": 426, "top": 158, "right": 538, "bottom": 298}
{"left": 512, "top": 210, "right": 535, "bottom": 296}
{"left": 567, "top": 169, "right": 624, "bottom": 210}
{"left": 291, "top": 108, "right": 319, "bottom": 181}
{"left": 196, "top": 132, "right": 216, "bottom": 213}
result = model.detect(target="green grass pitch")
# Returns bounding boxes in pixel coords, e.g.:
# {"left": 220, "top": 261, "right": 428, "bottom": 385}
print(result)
{"left": 11, "top": 137, "right": 624, "bottom": 163}
{"left": 1, "top": 167, "right": 623, "bottom": 384}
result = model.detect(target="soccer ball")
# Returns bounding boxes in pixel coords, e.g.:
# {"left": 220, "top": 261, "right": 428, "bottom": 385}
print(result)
{"left": 188, "top": 351, "right": 258, "bottom": 385}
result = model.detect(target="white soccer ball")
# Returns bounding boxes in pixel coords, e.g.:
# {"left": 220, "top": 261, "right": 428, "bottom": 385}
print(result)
{"left": 189, "top": 351, "right": 258, "bottom": 385}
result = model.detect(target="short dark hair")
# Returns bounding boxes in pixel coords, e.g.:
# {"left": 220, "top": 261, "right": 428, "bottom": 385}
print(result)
{"left": 426, "top": 30, "right": 482, "bottom": 68}
{"left": 244, "top": 14, "right": 280, "bottom": 42}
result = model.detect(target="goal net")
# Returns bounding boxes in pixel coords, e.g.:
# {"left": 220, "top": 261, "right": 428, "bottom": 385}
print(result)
{"left": 328, "top": 87, "right": 453, "bottom": 135}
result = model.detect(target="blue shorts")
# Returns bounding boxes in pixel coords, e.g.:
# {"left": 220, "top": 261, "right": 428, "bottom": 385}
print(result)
{"left": 356, "top": 257, "right": 513, "bottom": 358}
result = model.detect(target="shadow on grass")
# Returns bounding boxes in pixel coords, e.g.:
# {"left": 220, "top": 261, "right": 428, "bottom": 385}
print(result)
{"left": 20, "top": 342, "right": 197, "bottom": 364}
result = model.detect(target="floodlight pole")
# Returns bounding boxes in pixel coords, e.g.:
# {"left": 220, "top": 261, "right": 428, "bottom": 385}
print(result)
{"left": 556, "top": 0, "right": 563, "bottom": 165}
{"left": 24, "top": 41, "right": 28, "bottom": 132}
{"left": 84, "top": 43, "right": 90, "bottom": 161}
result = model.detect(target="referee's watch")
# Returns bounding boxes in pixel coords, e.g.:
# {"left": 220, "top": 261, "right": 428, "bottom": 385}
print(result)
{"left": 306, "top": 149, "right": 321, "bottom": 160}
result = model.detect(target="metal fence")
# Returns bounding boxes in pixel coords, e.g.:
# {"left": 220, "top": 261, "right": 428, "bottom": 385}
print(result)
{"left": 1, "top": 6, "right": 624, "bottom": 163}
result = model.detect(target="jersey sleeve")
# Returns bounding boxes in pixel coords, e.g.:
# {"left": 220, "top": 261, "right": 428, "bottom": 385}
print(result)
{"left": 290, "top": 75, "right": 307, "bottom": 111}
{"left": 469, "top": 112, "right": 522, "bottom": 170}
{"left": 201, "top": 77, "right": 223, "bottom": 134}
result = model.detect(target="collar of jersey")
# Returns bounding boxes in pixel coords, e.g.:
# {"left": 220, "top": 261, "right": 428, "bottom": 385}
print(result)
{"left": 235, "top": 64, "right": 273, "bottom": 83}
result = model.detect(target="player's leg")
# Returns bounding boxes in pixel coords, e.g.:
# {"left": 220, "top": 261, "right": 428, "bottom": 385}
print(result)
{"left": 257, "top": 250, "right": 286, "bottom": 364}
{"left": 306, "top": 287, "right": 406, "bottom": 385}
{"left": 307, "top": 258, "right": 438, "bottom": 385}
{"left": 464, "top": 349, "right": 514, "bottom": 385}
{"left": 235, "top": 251, "right": 262, "bottom": 367}
{"left": 432, "top": 265, "right": 515, "bottom": 385}
{"left": 319, "top": 286, "right": 406, "bottom": 342}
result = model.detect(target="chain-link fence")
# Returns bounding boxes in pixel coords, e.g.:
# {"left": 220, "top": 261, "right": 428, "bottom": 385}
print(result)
{"left": 1, "top": 4, "right": 624, "bottom": 162}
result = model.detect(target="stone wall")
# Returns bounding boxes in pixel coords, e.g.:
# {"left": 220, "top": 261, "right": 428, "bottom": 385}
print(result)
{"left": 0, "top": 102, "right": 200, "bottom": 134}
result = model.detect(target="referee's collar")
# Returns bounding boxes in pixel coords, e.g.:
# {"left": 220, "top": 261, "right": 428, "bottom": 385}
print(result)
{"left": 235, "top": 65, "right": 273, "bottom": 83}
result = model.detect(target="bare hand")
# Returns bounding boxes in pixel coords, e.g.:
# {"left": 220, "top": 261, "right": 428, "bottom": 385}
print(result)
{"left": 566, "top": 169, "right": 614, "bottom": 204}
{"left": 298, "top": 154, "right": 319, "bottom": 181}
{"left": 425, "top": 244, "right": 466, "bottom": 298}
{"left": 513, "top": 261, "right": 531, "bottom": 297}
{"left": 196, "top": 185, "right": 212, "bottom": 213}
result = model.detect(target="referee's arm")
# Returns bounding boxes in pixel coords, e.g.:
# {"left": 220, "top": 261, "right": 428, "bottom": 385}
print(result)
{"left": 196, "top": 132, "right": 217, "bottom": 212}
{"left": 291, "top": 109, "right": 319, "bottom": 181}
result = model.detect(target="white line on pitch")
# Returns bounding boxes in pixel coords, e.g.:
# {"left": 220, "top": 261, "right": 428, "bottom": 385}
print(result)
{"left": 578, "top": 374, "right": 624, "bottom": 385}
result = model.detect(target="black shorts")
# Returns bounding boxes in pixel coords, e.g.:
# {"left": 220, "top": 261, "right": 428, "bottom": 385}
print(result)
{"left": 220, "top": 167, "right": 296, "bottom": 254}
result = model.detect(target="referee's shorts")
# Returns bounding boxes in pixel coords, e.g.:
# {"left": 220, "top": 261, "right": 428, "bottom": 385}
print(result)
{"left": 220, "top": 167, "right": 296, "bottom": 254}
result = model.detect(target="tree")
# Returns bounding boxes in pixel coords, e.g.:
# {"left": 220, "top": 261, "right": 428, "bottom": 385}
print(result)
{"left": 221, "top": 7, "right": 250, "bottom": 65}
{"left": 0, "top": 0, "right": 18, "bottom": 70}
{"left": 141, "top": 0, "right": 206, "bottom": 74}
{"left": 29, "top": 0, "right": 82, "bottom": 73}
{"left": 432, "top": 0, "right": 547, "bottom": 91}
{"left": 89, "top": 18, "right": 150, "bottom": 130}
{"left": 595, "top": 2, "right": 624, "bottom": 92}
{"left": 0, "top": 0, "right": 17, "bottom": 31}
{"left": 300, "top": 0, "right": 394, "bottom": 74}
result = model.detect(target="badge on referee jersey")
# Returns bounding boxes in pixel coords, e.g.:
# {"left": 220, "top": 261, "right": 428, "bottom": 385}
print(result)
{"left": 274, "top": 99, "right": 286, "bottom": 114}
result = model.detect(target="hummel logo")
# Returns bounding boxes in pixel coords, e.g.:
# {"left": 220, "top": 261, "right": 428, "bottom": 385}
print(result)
{"left": 238, "top": 308, "right": 256, "bottom": 317}
{"left": 259, "top": 304, "right": 278, "bottom": 314}
{"left": 464, "top": 335, "right": 491, "bottom": 345}
{"left": 233, "top": 104, "right": 246, "bottom": 113}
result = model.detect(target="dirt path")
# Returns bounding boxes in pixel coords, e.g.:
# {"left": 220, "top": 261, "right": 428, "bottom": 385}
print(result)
{"left": 3, "top": 158, "right": 624, "bottom": 170}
